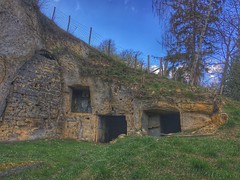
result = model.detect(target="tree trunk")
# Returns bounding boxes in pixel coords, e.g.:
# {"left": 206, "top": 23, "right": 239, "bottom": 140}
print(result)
{"left": 191, "top": 0, "right": 213, "bottom": 86}
{"left": 220, "top": 44, "right": 231, "bottom": 94}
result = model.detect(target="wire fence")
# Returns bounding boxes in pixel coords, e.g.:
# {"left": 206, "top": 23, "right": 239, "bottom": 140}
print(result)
{"left": 44, "top": 6, "right": 165, "bottom": 74}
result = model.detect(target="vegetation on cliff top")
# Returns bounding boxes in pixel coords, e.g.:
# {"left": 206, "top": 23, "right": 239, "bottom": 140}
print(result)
{"left": 53, "top": 47, "right": 213, "bottom": 101}
{"left": 33, "top": 5, "right": 214, "bottom": 102}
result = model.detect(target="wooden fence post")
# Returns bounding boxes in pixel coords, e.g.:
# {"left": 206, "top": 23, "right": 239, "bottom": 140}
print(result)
{"left": 67, "top": 15, "right": 71, "bottom": 32}
{"left": 147, "top": 55, "right": 150, "bottom": 73}
{"left": 160, "top": 57, "right": 163, "bottom": 77}
{"left": 140, "top": 62, "right": 143, "bottom": 70}
{"left": 51, "top": 7, "right": 56, "bottom": 21}
{"left": 88, "top": 27, "right": 92, "bottom": 45}
{"left": 134, "top": 54, "right": 138, "bottom": 69}
{"left": 164, "top": 58, "right": 168, "bottom": 76}
{"left": 108, "top": 40, "right": 111, "bottom": 56}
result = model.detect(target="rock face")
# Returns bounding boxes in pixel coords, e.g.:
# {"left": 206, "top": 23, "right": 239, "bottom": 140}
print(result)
{"left": 0, "top": 0, "right": 227, "bottom": 142}
{"left": 0, "top": 51, "right": 62, "bottom": 140}
{"left": 0, "top": 0, "right": 42, "bottom": 118}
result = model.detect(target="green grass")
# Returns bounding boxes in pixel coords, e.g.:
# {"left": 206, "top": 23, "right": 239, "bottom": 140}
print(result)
{"left": 221, "top": 99, "right": 240, "bottom": 129}
{"left": 0, "top": 133, "right": 240, "bottom": 179}
{"left": 0, "top": 100, "right": 239, "bottom": 179}
{"left": 52, "top": 47, "right": 213, "bottom": 101}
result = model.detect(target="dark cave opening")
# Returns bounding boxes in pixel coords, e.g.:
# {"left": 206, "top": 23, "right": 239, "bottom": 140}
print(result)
{"left": 99, "top": 115, "right": 127, "bottom": 143}
{"left": 160, "top": 113, "right": 181, "bottom": 134}
{"left": 143, "top": 110, "right": 181, "bottom": 136}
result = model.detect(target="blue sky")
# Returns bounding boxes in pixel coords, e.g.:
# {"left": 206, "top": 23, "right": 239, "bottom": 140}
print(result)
{"left": 41, "top": 0, "right": 164, "bottom": 64}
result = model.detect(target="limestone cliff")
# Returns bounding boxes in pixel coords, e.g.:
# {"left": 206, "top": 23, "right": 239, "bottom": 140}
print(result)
{"left": 0, "top": 0, "right": 227, "bottom": 142}
{"left": 0, "top": 0, "right": 42, "bottom": 117}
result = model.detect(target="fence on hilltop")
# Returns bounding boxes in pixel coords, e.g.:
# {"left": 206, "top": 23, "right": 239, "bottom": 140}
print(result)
{"left": 44, "top": 6, "right": 166, "bottom": 75}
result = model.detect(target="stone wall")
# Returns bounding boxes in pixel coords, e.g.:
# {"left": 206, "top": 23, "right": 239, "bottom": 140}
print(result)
{"left": 0, "top": 49, "right": 225, "bottom": 142}
{"left": 139, "top": 100, "right": 218, "bottom": 133}
{"left": 0, "top": 0, "right": 42, "bottom": 118}
{"left": 61, "top": 77, "right": 136, "bottom": 141}
{"left": 54, "top": 52, "right": 137, "bottom": 141}
{"left": 0, "top": 51, "right": 62, "bottom": 141}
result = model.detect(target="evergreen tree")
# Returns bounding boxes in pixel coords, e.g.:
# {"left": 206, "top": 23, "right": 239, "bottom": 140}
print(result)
{"left": 223, "top": 29, "right": 240, "bottom": 100}
{"left": 223, "top": 57, "right": 240, "bottom": 100}
{"left": 153, "top": 0, "right": 224, "bottom": 85}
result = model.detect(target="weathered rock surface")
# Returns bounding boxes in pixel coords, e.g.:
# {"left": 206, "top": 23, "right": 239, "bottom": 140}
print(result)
{"left": 0, "top": 51, "right": 62, "bottom": 140}
{"left": 0, "top": 0, "right": 42, "bottom": 118}
{"left": 0, "top": 0, "right": 227, "bottom": 142}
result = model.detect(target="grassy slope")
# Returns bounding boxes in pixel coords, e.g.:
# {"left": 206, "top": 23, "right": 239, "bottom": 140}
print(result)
{"left": 0, "top": 100, "right": 240, "bottom": 180}
{"left": 39, "top": 8, "right": 213, "bottom": 101}
{"left": 221, "top": 98, "right": 240, "bottom": 128}
{"left": 53, "top": 47, "right": 212, "bottom": 101}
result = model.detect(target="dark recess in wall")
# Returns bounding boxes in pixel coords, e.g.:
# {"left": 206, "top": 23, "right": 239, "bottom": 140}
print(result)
{"left": 99, "top": 115, "right": 127, "bottom": 143}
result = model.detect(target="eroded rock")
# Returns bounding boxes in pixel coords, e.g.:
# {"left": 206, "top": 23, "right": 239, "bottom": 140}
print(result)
{"left": 0, "top": 0, "right": 227, "bottom": 142}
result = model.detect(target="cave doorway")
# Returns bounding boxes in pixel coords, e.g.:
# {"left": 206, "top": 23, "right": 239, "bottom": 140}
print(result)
{"left": 99, "top": 115, "right": 127, "bottom": 143}
{"left": 142, "top": 110, "right": 181, "bottom": 136}
{"left": 160, "top": 113, "right": 181, "bottom": 134}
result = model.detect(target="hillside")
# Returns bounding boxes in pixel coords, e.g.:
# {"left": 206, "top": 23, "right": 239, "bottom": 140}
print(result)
{"left": 0, "top": 99, "right": 239, "bottom": 179}
{"left": 0, "top": 1, "right": 240, "bottom": 178}
{"left": 36, "top": 2, "right": 213, "bottom": 101}
{"left": 0, "top": 0, "right": 229, "bottom": 143}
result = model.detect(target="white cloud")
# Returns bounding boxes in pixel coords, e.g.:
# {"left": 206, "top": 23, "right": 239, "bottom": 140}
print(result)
{"left": 204, "top": 64, "right": 222, "bottom": 85}
{"left": 208, "top": 64, "right": 222, "bottom": 74}
{"left": 150, "top": 65, "right": 159, "bottom": 74}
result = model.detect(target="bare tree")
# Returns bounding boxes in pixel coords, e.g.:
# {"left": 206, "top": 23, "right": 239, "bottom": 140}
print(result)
{"left": 118, "top": 49, "right": 142, "bottom": 69}
{"left": 97, "top": 39, "right": 117, "bottom": 56}
{"left": 216, "top": 0, "right": 240, "bottom": 94}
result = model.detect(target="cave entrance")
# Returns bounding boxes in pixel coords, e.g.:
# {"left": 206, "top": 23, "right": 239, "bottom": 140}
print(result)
{"left": 99, "top": 115, "right": 127, "bottom": 143}
{"left": 142, "top": 110, "right": 181, "bottom": 136}
{"left": 160, "top": 113, "right": 181, "bottom": 134}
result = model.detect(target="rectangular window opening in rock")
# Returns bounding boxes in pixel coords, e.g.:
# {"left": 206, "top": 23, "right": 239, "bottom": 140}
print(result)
{"left": 142, "top": 110, "right": 181, "bottom": 136}
{"left": 98, "top": 115, "right": 127, "bottom": 143}
{"left": 71, "top": 87, "right": 92, "bottom": 113}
